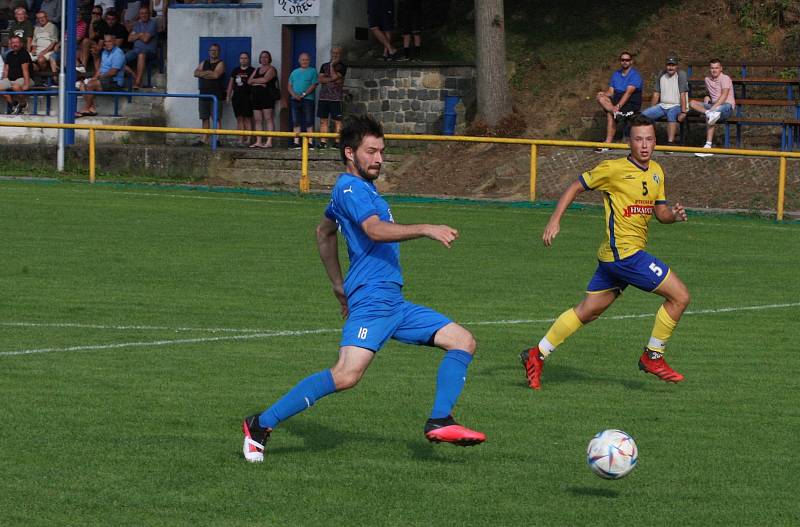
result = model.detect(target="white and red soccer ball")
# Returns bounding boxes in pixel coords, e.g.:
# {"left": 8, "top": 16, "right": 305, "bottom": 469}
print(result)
{"left": 586, "top": 429, "right": 638, "bottom": 479}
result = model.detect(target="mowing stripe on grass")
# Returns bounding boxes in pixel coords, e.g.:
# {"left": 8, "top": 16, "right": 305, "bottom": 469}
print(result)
{"left": 1, "top": 301, "right": 797, "bottom": 357}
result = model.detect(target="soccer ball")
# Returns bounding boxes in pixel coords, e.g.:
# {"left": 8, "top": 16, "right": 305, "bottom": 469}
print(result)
{"left": 586, "top": 429, "right": 638, "bottom": 479}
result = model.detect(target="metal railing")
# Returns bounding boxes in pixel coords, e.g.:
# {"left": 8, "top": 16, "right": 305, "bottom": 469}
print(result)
{"left": 0, "top": 120, "right": 797, "bottom": 220}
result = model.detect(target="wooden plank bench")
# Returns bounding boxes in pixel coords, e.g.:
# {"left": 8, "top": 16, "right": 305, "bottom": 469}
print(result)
{"left": 723, "top": 116, "right": 800, "bottom": 150}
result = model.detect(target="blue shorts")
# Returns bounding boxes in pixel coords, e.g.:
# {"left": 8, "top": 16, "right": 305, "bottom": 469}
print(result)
{"left": 341, "top": 285, "right": 451, "bottom": 352}
{"left": 587, "top": 250, "right": 670, "bottom": 293}
{"left": 641, "top": 104, "right": 683, "bottom": 123}
{"left": 291, "top": 98, "right": 315, "bottom": 129}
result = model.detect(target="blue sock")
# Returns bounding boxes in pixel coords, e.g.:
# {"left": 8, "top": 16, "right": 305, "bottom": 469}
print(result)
{"left": 430, "top": 350, "right": 473, "bottom": 419}
{"left": 259, "top": 369, "right": 336, "bottom": 429}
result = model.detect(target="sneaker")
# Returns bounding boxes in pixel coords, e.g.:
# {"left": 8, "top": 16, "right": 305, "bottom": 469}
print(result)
{"left": 520, "top": 347, "right": 544, "bottom": 390}
{"left": 638, "top": 348, "right": 684, "bottom": 383}
{"left": 317, "top": 142, "right": 328, "bottom": 150}
{"left": 594, "top": 146, "right": 610, "bottom": 153}
{"left": 308, "top": 142, "right": 315, "bottom": 150}
{"left": 424, "top": 416, "right": 486, "bottom": 446}
{"left": 242, "top": 414, "right": 271, "bottom": 463}
{"left": 9, "top": 103, "right": 20, "bottom": 115}
{"left": 706, "top": 110, "right": 721, "bottom": 125}
{"left": 695, "top": 143, "right": 714, "bottom": 157}
{"left": 76, "top": 65, "right": 86, "bottom": 74}
{"left": 291, "top": 143, "right": 301, "bottom": 150}
{"left": 16, "top": 102, "right": 27, "bottom": 115}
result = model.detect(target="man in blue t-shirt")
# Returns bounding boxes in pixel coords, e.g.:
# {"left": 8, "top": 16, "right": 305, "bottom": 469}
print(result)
{"left": 595, "top": 51, "right": 643, "bottom": 148}
{"left": 288, "top": 52, "right": 319, "bottom": 148}
{"left": 242, "top": 115, "right": 486, "bottom": 463}
{"left": 77, "top": 33, "right": 126, "bottom": 116}
{"left": 125, "top": 6, "right": 158, "bottom": 89}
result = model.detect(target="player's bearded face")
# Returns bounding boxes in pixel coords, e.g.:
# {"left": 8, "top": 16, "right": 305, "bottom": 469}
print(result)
{"left": 352, "top": 136, "right": 385, "bottom": 181}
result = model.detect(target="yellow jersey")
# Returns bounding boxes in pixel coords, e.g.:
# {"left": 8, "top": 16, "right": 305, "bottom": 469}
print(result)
{"left": 578, "top": 156, "right": 667, "bottom": 262}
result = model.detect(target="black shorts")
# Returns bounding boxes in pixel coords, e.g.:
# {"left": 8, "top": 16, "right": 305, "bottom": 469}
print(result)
{"left": 100, "top": 77, "right": 123, "bottom": 92}
{"left": 367, "top": 0, "right": 395, "bottom": 30}
{"left": 251, "top": 86, "right": 276, "bottom": 111}
{"left": 317, "top": 100, "right": 343, "bottom": 120}
{"left": 398, "top": 0, "right": 423, "bottom": 34}
{"left": 199, "top": 96, "right": 224, "bottom": 121}
{"left": 611, "top": 92, "right": 641, "bottom": 113}
{"left": 232, "top": 95, "right": 253, "bottom": 118}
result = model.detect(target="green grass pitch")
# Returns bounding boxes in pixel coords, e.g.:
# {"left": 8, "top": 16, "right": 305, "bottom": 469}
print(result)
{"left": 0, "top": 180, "right": 798, "bottom": 526}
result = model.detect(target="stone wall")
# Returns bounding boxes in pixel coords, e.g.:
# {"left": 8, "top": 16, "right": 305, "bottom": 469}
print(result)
{"left": 343, "top": 63, "right": 476, "bottom": 134}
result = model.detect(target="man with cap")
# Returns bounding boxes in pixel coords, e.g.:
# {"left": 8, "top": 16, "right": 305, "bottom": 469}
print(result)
{"left": 641, "top": 54, "right": 690, "bottom": 147}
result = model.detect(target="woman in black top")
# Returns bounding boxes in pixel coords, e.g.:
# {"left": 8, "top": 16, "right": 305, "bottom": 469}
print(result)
{"left": 226, "top": 52, "right": 255, "bottom": 147}
{"left": 247, "top": 50, "right": 279, "bottom": 148}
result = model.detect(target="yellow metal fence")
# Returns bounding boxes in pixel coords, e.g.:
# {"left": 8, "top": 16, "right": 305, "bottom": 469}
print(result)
{"left": 0, "top": 120, "right": 798, "bottom": 220}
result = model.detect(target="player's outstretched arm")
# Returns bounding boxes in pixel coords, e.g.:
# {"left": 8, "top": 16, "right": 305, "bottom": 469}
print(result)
{"left": 543, "top": 180, "right": 585, "bottom": 247}
{"left": 654, "top": 202, "right": 687, "bottom": 224}
{"left": 316, "top": 216, "right": 348, "bottom": 317}
{"left": 361, "top": 215, "right": 458, "bottom": 248}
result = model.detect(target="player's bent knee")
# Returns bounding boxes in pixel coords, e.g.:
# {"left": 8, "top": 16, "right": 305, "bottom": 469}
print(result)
{"left": 331, "top": 369, "right": 363, "bottom": 391}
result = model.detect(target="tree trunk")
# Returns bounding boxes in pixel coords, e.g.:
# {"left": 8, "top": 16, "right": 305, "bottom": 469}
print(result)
{"left": 474, "top": 0, "right": 512, "bottom": 127}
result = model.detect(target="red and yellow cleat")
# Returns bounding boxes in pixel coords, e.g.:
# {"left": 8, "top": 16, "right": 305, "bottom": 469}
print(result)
{"left": 638, "top": 348, "right": 684, "bottom": 383}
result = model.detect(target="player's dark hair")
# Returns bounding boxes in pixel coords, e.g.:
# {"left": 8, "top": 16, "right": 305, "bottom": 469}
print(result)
{"left": 629, "top": 114, "right": 655, "bottom": 130}
{"left": 709, "top": 58, "right": 721, "bottom": 65}
{"left": 339, "top": 114, "right": 384, "bottom": 165}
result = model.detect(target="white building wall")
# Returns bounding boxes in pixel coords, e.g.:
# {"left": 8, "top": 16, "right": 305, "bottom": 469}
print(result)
{"left": 166, "top": 1, "right": 362, "bottom": 134}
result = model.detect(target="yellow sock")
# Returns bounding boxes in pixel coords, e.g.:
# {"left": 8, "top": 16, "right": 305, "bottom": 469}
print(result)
{"left": 540, "top": 308, "right": 583, "bottom": 356}
{"left": 648, "top": 305, "right": 678, "bottom": 352}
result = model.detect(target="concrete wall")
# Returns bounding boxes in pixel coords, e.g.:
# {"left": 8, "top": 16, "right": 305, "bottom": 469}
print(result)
{"left": 166, "top": 1, "right": 363, "bottom": 136}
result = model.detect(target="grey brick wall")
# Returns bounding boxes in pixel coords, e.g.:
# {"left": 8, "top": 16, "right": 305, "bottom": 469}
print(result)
{"left": 344, "top": 64, "right": 476, "bottom": 134}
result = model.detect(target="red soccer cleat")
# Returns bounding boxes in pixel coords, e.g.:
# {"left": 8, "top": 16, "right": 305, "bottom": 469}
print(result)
{"left": 242, "top": 414, "right": 272, "bottom": 463}
{"left": 520, "top": 347, "right": 544, "bottom": 390}
{"left": 638, "top": 348, "right": 684, "bottom": 383}
{"left": 424, "top": 416, "right": 486, "bottom": 446}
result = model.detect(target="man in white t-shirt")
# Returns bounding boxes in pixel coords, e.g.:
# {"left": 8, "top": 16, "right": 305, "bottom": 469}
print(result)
{"left": 641, "top": 55, "right": 689, "bottom": 146}
{"left": 31, "top": 11, "right": 59, "bottom": 77}
{"left": 689, "top": 59, "right": 736, "bottom": 152}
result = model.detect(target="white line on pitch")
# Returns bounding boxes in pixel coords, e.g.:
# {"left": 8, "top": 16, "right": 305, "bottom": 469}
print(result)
{"left": 0, "top": 301, "right": 797, "bottom": 358}
{"left": 0, "top": 321, "right": 267, "bottom": 333}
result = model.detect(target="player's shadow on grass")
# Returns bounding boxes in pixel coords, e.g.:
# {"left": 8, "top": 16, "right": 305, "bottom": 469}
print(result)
{"left": 406, "top": 441, "right": 471, "bottom": 464}
{"left": 566, "top": 486, "right": 620, "bottom": 498}
{"left": 265, "top": 420, "right": 349, "bottom": 455}
{"left": 482, "top": 362, "right": 651, "bottom": 391}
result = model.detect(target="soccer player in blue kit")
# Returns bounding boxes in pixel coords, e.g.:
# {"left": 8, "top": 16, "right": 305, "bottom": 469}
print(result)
{"left": 242, "top": 115, "right": 486, "bottom": 462}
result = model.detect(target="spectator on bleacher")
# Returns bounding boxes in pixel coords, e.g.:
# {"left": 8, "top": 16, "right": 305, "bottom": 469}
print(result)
{"left": 192, "top": 42, "right": 225, "bottom": 146}
{"left": 31, "top": 11, "right": 58, "bottom": 81}
{"left": 89, "top": 8, "right": 128, "bottom": 65}
{"left": 8, "top": 6, "right": 33, "bottom": 51}
{"left": 595, "top": 51, "right": 643, "bottom": 149}
{"left": 0, "top": 35, "right": 31, "bottom": 114}
{"left": 317, "top": 46, "right": 347, "bottom": 149}
{"left": 125, "top": 5, "right": 156, "bottom": 89}
{"left": 689, "top": 58, "right": 736, "bottom": 152}
{"left": 641, "top": 55, "right": 689, "bottom": 147}
{"left": 368, "top": 0, "right": 399, "bottom": 61}
{"left": 93, "top": 0, "right": 115, "bottom": 17}
{"left": 288, "top": 51, "right": 318, "bottom": 149}
{"left": 79, "top": 4, "right": 103, "bottom": 73}
{"left": 399, "top": 0, "right": 422, "bottom": 61}
{"left": 75, "top": 8, "right": 87, "bottom": 67}
{"left": 76, "top": 33, "right": 125, "bottom": 117}
{"left": 38, "top": 0, "right": 60, "bottom": 26}
{"left": 226, "top": 51, "right": 254, "bottom": 147}
{"left": 248, "top": 50, "right": 278, "bottom": 149}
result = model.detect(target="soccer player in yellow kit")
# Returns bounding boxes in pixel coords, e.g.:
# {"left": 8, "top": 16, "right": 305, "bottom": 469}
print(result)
{"left": 521, "top": 114, "right": 690, "bottom": 390}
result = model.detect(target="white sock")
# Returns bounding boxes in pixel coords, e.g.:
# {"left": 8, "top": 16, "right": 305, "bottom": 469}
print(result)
{"left": 538, "top": 337, "right": 555, "bottom": 358}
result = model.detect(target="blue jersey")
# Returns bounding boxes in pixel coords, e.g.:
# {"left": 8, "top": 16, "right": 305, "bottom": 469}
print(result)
{"left": 324, "top": 173, "right": 403, "bottom": 299}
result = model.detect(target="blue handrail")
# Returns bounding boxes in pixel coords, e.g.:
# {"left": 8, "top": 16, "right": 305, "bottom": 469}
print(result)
{"left": 0, "top": 89, "right": 58, "bottom": 116}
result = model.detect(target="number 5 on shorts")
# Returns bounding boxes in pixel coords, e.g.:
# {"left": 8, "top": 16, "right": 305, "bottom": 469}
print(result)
{"left": 649, "top": 262, "right": 663, "bottom": 277}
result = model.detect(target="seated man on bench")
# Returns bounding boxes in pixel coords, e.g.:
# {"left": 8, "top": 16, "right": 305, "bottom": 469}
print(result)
{"left": 689, "top": 58, "right": 736, "bottom": 152}
{"left": 641, "top": 55, "right": 689, "bottom": 147}
{"left": 30, "top": 11, "right": 58, "bottom": 84}
{"left": 77, "top": 33, "right": 125, "bottom": 117}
